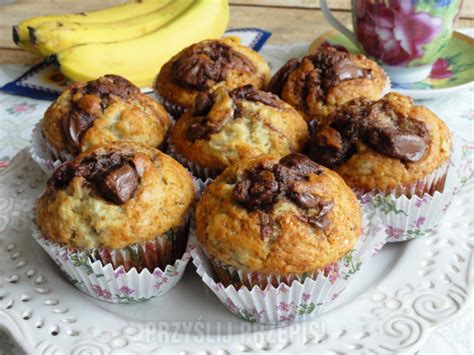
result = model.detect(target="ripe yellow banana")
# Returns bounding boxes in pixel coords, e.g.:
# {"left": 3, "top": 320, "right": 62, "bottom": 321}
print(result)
{"left": 31, "top": 0, "right": 194, "bottom": 56}
{"left": 57, "top": 0, "right": 229, "bottom": 88}
{"left": 13, "top": 0, "right": 172, "bottom": 56}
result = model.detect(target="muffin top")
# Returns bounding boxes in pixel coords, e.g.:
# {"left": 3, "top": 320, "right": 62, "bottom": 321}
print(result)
{"left": 36, "top": 142, "right": 196, "bottom": 250}
{"left": 155, "top": 37, "right": 270, "bottom": 110}
{"left": 196, "top": 153, "right": 362, "bottom": 275}
{"left": 43, "top": 74, "right": 171, "bottom": 156}
{"left": 170, "top": 85, "right": 309, "bottom": 172}
{"left": 268, "top": 47, "right": 387, "bottom": 124}
{"left": 308, "top": 93, "right": 452, "bottom": 192}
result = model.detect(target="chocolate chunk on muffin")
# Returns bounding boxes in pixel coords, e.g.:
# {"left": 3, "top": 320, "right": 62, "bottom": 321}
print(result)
{"left": 155, "top": 37, "right": 270, "bottom": 117}
{"left": 308, "top": 93, "right": 451, "bottom": 196}
{"left": 36, "top": 142, "right": 196, "bottom": 271}
{"left": 196, "top": 153, "right": 362, "bottom": 280}
{"left": 169, "top": 84, "right": 309, "bottom": 178}
{"left": 268, "top": 47, "right": 387, "bottom": 125}
{"left": 42, "top": 75, "right": 171, "bottom": 159}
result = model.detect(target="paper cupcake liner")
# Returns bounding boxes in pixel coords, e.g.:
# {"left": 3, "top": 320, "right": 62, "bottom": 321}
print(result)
{"left": 154, "top": 93, "right": 187, "bottom": 119}
{"left": 30, "top": 121, "right": 71, "bottom": 176}
{"left": 358, "top": 136, "right": 472, "bottom": 242}
{"left": 31, "top": 210, "right": 192, "bottom": 303}
{"left": 191, "top": 206, "right": 386, "bottom": 324}
{"left": 167, "top": 144, "right": 221, "bottom": 181}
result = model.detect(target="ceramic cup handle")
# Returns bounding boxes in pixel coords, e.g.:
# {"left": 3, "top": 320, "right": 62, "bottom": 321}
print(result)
{"left": 320, "top": 0, "right": 358, "bottom": 45}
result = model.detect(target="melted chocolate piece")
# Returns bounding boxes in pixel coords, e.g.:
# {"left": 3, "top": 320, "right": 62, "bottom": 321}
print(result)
{"left": 60, "top": 75, "right": 140, "bottom": 155}
{"left": 309, "top": 97, "right": 428, "bottom": 167}
{"left": 288, "top": 181, "right": 321, "bottom": 209}
{"left": 48, "top": 152, "right": 141, "bottom": 204}
{"left": 192, "top": 92, "right": 214, "bottom": 116}
{"left": 233, "top": 162, "right": 280, "bottom": 211}
{"left": 187, "top": 120, "right": 223, "bottom": 141}
{"left": 268, "top": 58, "right": 301, "bottom": 96}
{"left": 233, "top": 154, "right": 333, "bottom": 229}
{"left": 172, "top": 42, "right": 256, "bottom": 91}
{"left": 309, "top": 126, "right": 354, "bottom": 167}
{"left": 230, "top": 85, "right": 282, "bottom": 108}
{"left": 99, "top": 164, "right": 139, "bottom": 204}
{"left": 296, "top": 200, "right": 335, "bottom": 229}
{"left": 268, "top": 48, "right": 372, "bottom": 105}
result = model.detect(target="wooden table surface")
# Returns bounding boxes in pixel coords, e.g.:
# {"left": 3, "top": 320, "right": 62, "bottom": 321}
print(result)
{"left": 0, "top": 0, "right": 473, "bottom": 65}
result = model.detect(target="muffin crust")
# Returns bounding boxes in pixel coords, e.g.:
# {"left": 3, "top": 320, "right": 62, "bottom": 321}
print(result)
{"left": 155, "top": 37, "right": 270, "bottom": 113}
{"left": 268, "top": 47, "right": 387, "bottom": 125}
{"left": 170, "top": 85, "right": 309, "bottom": 172}
{"left": 37, "top": 142, "right": 195, "bottom": 250}
{"left": 196, "top": 153, "right": 362, "bottom": 275}
{"left": 43, "top": 75, "right": 171, "bottom": 156}
{"left": 309, "top": 93, "right": 452, "bottom": 192}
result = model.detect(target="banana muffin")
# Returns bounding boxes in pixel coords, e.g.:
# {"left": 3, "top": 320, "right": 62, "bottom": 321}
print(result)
{"left": 196, "top": 153, "right": 362, "bottom": 286}
{"left": 169, "top": 84, "right": 309, "bottom": 179}
{"left": 308, "top": 93, "right": 452, "bottom": 196}
{"left": 42, "top": 74, "right": 171, "bottom": 159}
{"left": 268, "top": 47, "right": 387, "bottom": 126}
{"left": 155, "top": 37, "right": 270, "bottom": 117}
{"left": 36, "top": 142, "right": 196, "bottom": 270}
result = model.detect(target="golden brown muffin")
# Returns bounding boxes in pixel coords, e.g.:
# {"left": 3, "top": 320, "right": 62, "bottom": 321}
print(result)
{"left": 36, "top": 142, "right": 196, "bottom": 251}
{"left": 155, "top": 37, "right": 270, "bottom": 117}
{"left": 42, "top": 75, "right": 171, "bottom": 158}
{"left": 308, "top": 93, "right": 452, "bottom": 195}
{"left": 268, "top": 47, "right": 387, "bottom": 125}
{"left": 196, "top": 153, "right": 362, "bottom": 275}
{"left": 170, "top": 85, "right": 309, "bottom": 176}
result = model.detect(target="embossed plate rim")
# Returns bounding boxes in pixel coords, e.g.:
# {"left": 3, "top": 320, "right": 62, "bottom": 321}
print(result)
{"left": 0, "top": 149, "right": 473, "bottom": 354}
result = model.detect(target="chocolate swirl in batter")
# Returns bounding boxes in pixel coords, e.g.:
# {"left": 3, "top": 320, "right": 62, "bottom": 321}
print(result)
{"left": 49, "top": 151, "right": 144, "bottom": 204}
{"left": 309, "top": 97, "right": 429, "bottom": 167}
{"left": 233, "top": 153, "right": 334, "bottom": 231}
{"left": 268, "top": 48, "right": 372, "bottom": 106}
{"left": 171, "top": 41, "right": 257, "bottom": 91}
{"left": 61, "top": 75, "right": 140, "bottom": 155}
{"left": 187, "top": 85, "right": 283, "bottom": 141}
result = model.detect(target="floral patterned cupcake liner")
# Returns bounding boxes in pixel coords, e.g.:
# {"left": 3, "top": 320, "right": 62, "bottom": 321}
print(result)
{"left": 358, "top": 136, "right": 472, "bottom": 242}
{"left": 29, "top": 121, "right": 70, "bottom": 176}
{"left": 31, "top": 210, "right": 193, "bottom": 303}
{"left": 191, "top": 206, "right": 386, "bottom": 324}
{"left": 167, "top": 144, "right": 221, "bottom": 181}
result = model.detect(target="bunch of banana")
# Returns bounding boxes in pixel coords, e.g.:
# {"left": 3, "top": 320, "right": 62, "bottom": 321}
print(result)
{"left": 13, "top": 0, "right": 229, "bottom": 87}
{"left": 14, "top": 0, "right": 174, "bottom": 56}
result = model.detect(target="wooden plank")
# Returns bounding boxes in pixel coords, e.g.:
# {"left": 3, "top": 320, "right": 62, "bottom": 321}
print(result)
{"left": 229, "top": 0, "right": 346, "bottom": 10}
{"left": 0, "top": 47, "right": 42, "bottom": 65}
{"left": 229, "top": 5, "right": 352, "bottom": 45}
{"left": 229, "top": 0, "right": 474, "bottom": 19}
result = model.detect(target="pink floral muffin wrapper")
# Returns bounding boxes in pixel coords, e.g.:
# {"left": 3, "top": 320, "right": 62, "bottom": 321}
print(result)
{"left": 30, "top": 121, "right": 72, "bottom": 176}
{"left": 167, "top": 143, "right": 221, "bottom": 181}
{"left": 357, "top": 136, "right": 472, "bottom": 242}
{"left": 31, "top": 210, "right": 192, "bottom": 304}
{"left": 191, "top": 206, "right": 386, "bottom": 324}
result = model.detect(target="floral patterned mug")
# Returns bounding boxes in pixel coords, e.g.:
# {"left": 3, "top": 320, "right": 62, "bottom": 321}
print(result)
{"left": 320, "top": 0, "right": 463, "bottom": 83}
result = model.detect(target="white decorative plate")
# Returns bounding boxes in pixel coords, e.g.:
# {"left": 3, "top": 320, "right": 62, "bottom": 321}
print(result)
{"left": 0, "top": 149, "right": 473, "bottom": 354}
